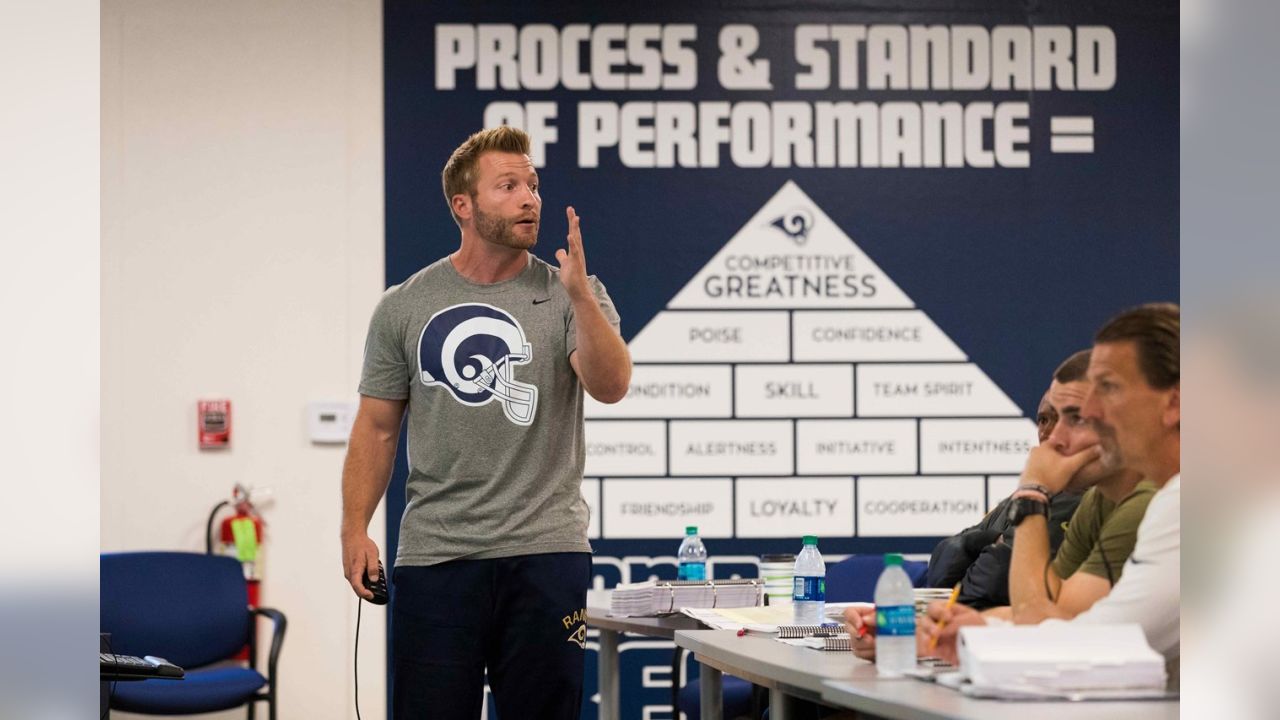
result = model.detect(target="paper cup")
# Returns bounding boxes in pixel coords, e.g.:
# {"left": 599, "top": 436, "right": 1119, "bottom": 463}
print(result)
{"left": 760, "top": 553, "right": 796, "bottom": 606}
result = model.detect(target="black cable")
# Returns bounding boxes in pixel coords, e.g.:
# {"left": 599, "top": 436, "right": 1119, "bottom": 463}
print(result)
{"left": 354, "top": 598, "right": 364, "bottom": 720}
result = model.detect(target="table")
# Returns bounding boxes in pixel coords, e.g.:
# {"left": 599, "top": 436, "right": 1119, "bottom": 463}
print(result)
{"left": 676, "top": 629, "right": 1179, "bottom": 720}
{"left": 586, "top": 592, "right": 703, "bottom": 720}
{"left": 821, "top": 677, "right": 1178, "bottom": 720}
{"left": 676, "top": 630, "right": 865, "bottom": 720}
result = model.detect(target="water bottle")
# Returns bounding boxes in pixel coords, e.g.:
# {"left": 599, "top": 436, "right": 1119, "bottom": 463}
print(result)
{"left": 792, "top": 536, "right": 826, "bottom": 624}
{"left": 874, "top": 553, "right": 917, "bottom": 676}
{"left": 677, "top": 526, "right": 707, "bottom": 581}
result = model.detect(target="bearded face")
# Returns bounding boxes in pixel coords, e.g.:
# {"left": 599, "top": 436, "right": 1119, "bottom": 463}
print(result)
{"left": 473, "top": 200, "right": 538, "bottom": 250}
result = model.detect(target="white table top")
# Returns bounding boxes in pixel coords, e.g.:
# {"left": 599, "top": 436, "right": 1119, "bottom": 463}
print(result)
{"left": 675, "top": 629, "right": 1179, "bottom": 720}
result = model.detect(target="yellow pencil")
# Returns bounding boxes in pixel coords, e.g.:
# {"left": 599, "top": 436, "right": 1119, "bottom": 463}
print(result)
{"left": 927, "top": 583, "right": 962, "bottom": 652}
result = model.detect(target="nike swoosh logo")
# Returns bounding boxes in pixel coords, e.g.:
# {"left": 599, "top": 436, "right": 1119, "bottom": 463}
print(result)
{"left": 532, "top": 298, "right": 552, "bottom": 305}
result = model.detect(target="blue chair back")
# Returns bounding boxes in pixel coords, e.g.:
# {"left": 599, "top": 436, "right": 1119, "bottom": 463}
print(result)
{"left": 101, "top": 552, "right": 251, "bottom": 669}
{"left": 826, "top": 554, "right": 930, "bottom": 602}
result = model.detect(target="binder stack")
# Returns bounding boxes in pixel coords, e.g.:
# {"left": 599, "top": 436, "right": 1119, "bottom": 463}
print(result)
{"left": 608, "top": 579, "right": 763, "bottom": 617}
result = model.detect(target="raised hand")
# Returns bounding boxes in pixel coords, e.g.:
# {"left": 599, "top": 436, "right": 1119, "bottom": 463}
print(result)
{"left": 1022, "top": 442, "right": 1102, "bottom": 495}
{"left": 556, "top": 206, "right": 591, "bottom": 301}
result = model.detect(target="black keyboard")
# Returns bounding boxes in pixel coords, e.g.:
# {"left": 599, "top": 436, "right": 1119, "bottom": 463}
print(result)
{"left": 100, "top": 652, "right": 185, "bottom": 679}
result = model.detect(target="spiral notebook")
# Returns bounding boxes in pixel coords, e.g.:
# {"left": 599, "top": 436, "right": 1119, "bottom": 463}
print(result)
{"left": 776, "top": 632, "right": 854, "bottom": 651}
{"left": 777, "top": 624, "right": 844, "bottom": 639}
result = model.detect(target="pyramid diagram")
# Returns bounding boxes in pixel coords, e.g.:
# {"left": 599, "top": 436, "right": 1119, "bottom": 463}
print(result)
{"left": 581, "top": 181, "right": 1036, "bottom": 540}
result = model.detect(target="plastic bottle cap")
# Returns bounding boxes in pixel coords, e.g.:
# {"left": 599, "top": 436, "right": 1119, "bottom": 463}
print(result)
{"left": 686, "top": 526, "right": 698, "bottom": 535}
{"left": 884, "top": 553, "right": 903, "bottom": 566}
{"left": 802, "top": 535, "right": 818, "bottom": 546}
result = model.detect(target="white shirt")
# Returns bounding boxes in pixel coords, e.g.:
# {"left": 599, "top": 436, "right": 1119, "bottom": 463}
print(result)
{"left": 1070, "top": 474, "right": 1180, "bottom": 661}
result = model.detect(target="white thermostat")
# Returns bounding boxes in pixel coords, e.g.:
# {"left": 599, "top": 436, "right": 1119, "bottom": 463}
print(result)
{"left": 307, "top": 401, "right": 356, "bottom": 444}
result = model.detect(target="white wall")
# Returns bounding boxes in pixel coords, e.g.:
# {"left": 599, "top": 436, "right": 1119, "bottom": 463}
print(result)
{"left": 101, "top": 1, "right": 386, "bottom": 718}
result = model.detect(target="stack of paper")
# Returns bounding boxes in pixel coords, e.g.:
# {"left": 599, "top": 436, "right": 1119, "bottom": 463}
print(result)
{"left": 609, "top": 580, "right": 762, "bottom": 617}
{"left": 680, "top": 603, "right": 792, "bottom": 631}
{"left": 957, "top": 623, "right": 1168, "bottom": 697}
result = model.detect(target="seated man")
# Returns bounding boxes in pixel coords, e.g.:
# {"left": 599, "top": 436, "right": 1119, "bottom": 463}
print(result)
{"left": 927, "top": 357, "right": 1085, "bottom": 609}
{"left": 905, "top": 305, "right": 1182, "bottom": 675}
{"left": 851, "top": 349, "right": 1155, "bottom": 646}
{"left": 1007, "top": 349, "right": 1156, "bottom": 623}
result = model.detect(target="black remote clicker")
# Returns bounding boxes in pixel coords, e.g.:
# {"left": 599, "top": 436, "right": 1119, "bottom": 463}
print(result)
{"left": 363, "top": 560, "right": 389, "bottom": 605}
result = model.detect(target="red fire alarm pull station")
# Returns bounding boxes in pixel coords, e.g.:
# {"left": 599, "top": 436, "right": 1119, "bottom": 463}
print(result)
{"left": 198, "top": 400, "right": 231, "bottom": 449}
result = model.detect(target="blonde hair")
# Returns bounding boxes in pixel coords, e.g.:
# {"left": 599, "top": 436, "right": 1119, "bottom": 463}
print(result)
{"left": 441, "top": 126, "right": 532, "bottom": 226}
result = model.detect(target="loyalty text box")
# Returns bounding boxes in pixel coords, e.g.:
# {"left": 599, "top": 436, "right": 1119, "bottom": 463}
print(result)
{"left": 735, "top": 477, "right": 855, "bottom": 538}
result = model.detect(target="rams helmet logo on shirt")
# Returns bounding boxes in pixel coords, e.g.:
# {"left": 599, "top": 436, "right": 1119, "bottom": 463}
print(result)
{"left": 417, "top": 303, "right": 538, "bottom": 426}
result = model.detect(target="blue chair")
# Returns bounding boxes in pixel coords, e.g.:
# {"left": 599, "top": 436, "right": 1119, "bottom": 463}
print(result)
{"left": 826, "top": 554, "right": 928, "bottom": 602}
{"left": 677, "top": 555, "right": 928, "bottom": 719}
{"left": 100, "top": 552, "right": 287, "bottom": 719}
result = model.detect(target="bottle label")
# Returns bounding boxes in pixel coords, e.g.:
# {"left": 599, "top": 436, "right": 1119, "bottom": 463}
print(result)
{"left": 792, "top": 576, "right": 825, "bottom": 602}
{"left": 876, "top": 605, "right": 916, "bottom": 637}
{"left": 678, "top": 562, "right": 706, "bottom": 581}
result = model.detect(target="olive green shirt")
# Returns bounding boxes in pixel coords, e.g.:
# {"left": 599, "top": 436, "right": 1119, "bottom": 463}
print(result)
{"left": 1052, "top": 481, "right": 1158, "bottom": 583}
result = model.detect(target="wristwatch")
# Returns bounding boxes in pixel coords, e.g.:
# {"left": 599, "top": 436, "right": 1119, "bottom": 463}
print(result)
{"left": 1007, "top": 496, "right": 1049, "bottom": 527}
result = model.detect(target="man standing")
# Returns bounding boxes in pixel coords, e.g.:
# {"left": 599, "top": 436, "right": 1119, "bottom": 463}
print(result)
{"left": 340, "top": 127, "right": 631, "bottom": 719}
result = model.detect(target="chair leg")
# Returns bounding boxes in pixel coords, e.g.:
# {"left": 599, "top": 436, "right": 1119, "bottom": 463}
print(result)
{"left": 671, "top": 646, "right": 684, "bottom": 719}
{"left": 247, "top": 700, "right": 255, "bottom": 720}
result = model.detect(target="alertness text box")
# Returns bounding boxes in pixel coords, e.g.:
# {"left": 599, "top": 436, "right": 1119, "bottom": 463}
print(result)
{"left": 669, "top": 420, "right": 793, "bottom": 476}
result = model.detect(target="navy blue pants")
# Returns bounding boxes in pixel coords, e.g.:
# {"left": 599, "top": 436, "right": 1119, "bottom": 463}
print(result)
{"left": 391, "top": 552, "right": 591, "bottom": 720}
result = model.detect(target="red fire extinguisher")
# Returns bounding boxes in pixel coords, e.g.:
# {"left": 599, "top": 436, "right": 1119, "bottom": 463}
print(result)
{"left": 206, "top": 484, "right": 272, "bottom": 659}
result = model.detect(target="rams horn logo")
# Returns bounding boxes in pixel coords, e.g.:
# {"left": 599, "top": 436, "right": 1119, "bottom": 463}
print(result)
{"left": 768, "top": 207, "right": 815, "bottom": 244}
{"left": 417, "top": 303, "right": 538, "bottom": 426}
{"left": 566, "top": 624, "right": 587, "bottom": 649}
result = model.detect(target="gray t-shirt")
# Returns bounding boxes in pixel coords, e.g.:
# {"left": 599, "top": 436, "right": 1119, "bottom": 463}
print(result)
{"left": 359, "top": 254, "right": 621, "bottom": 566}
